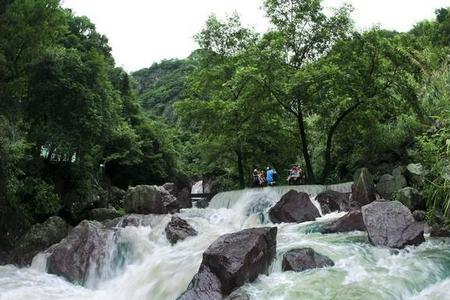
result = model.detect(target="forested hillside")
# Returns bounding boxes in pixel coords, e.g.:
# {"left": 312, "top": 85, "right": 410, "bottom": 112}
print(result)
{"left": 0, "top": 0, "right": 178, "bottom": 248}
{"left": 1, "top": 0, "right": 450, "bottom": 253}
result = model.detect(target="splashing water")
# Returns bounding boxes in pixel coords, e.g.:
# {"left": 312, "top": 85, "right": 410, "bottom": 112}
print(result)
{"left": 1, "top": 184, "right": 450, "bottom": 300}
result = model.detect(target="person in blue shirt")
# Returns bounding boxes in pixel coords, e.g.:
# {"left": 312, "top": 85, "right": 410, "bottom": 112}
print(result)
{"left": 266, "top": 166, "right": 275, "bottom": 186}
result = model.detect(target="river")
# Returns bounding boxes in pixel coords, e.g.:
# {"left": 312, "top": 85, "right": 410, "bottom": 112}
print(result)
{"left": 1, "top": 185, "right": 449, "bottom": 300}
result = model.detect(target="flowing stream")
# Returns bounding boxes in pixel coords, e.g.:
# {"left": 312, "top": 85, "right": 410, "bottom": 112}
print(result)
{"left": 1, "top": 185, "right": 450, "bottom": 300}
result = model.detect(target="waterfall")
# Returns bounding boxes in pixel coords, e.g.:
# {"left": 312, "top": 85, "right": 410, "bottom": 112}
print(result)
{"left": 209, "top": 182, "right": 353, "bottom": 210}
{"left": 1, "top": 184, "right": 450, "bottom": 300}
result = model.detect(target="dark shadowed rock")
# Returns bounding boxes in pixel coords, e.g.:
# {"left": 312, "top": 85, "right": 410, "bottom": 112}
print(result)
{"left": 269, "top": 190, "right": 320, "bottom": 223}
{"left": 88, "top": 208, "right": 123, "bottom": 222}
{"left": 362, "top": 201, "right": 425, "bottom": 249}
{"left": 165, "top": 216, "right": 197, "bottom": 245}
{"left": 108, "top": 186, "right": 126, "bottom": 209}
{"left": 282, "top": 248, "right": 334, "bottom": 272}
{"left": 195, "top": 199, "right": 209, "bottom": 208}
{"left": 125, "top": 185, "right": 177, "bottom": 214}
{"left": 412, "top": 210, "right": 426, "bottom": 222}
{"left": 316, "top": 190, "right": 355, "bottom": 214}
{"left": 178, "top": 227, "right": 277, "bottom": 299}
{"left": 322, "top": 210, "right": 366, "bottom": 234}
{"left": 394, "top": 187, "right": 425, "bottom": 211}
{"left": 406, "top": 163, "right": 426, "bottom": 185}
{"left": 430, "top": 224, "right": 450, "bottom": 237}
{"left": 163, "top": 181, "right": 193, "bottom": 209}
{"left": 352, "top": 168, "right": 376, "bottom": 206}
{"left": 46, "top": 220, "right": 114, "bottom": 284}
{"left": 0, "top": 250, "right": 10, "bottom": 265}
{"left": 11, "top": 216, "right": 69, "bottom": 266}
{"left": 376, "top": 174, "right": 407, "bottom": 199}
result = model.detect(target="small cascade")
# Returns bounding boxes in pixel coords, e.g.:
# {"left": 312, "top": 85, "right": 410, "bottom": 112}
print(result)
{"left": 209, "top": 182, "right": 353, "bottom": 211}
{"left": 191, "top": 181, "right": 203, "bottom": 194}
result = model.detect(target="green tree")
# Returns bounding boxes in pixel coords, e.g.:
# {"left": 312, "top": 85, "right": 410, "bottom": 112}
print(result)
{"left": 258, "top": 0, "right": 353, "bottom": 182}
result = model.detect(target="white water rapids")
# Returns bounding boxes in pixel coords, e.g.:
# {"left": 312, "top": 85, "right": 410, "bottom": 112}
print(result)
{"left": 1, "top": 185, "right": 450, "bottom": 300}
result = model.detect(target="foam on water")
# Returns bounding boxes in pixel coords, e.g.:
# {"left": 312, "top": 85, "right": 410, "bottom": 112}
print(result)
{"left": 1, "top": 184, "right": 450, "bottom": 300}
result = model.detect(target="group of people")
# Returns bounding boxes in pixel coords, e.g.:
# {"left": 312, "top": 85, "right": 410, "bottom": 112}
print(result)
{"left": 252, "top": 167, "right": 277, "bottom": 187}
{"left": 252, "top": 164, "right": 305, "bottom": 187}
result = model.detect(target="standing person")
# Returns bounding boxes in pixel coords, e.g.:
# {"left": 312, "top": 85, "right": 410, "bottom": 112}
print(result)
{"left": 258, "top": 169, "right": 266, "bottom": 187}
{"left": 252, "top": 168, "right": 259, "bottom": 187}
{"left": 266, "top": 166, "right": 275, "bottom": 186}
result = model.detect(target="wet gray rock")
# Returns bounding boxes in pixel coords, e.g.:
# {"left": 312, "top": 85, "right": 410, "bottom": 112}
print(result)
{"left": 269, "top": 190, "right": 320, "bottom": 223}
{"left": 225, "top": 289, "right": 250, "bottom": 300}
{"left": 11, "top": 216, "right": 69, "bottom": 266}
{"left": 394, "top": 187, "right": 425, "bottom": 211}
{"left": 376, "top": 174, "right": 407, "bottom": 199}
{"left": 316, "top": 190, "right": 355, "bottom": 214}
{"left": 165, "top": 216, "right": 197, "bottom": 245}
{"left": 322, "top": 210, "right": 366, "bottom": 234}
{"left": 88, "top": 208, "right": 123, "bottom": 222}
{"left": 352, "top": 168, "right": 376, "bottom": 206}
{"left": 362, "top": 201, "right": 425, "bottom": 249}
{"left": 177, "top": 265, "right": 223, "bottom": 300}
{"left": 125, "top": 185, "right": 177, "bottom": 214}
{"left": 282, "top": 248, "right": 334, "bottom": 272}
{"left": 178, "top": 227, "right": 277, "bottom": 299}
{"left": 46, "top": 220, "right": 114, "bottom": 284}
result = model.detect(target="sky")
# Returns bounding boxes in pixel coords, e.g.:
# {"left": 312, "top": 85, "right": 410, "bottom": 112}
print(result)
{"left": 61, "top": 0, "right": 450, "bottom": 72}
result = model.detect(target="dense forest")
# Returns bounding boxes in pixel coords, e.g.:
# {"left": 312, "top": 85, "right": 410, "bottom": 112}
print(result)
{"left": 1, "top": 0, "right": 450, "bottom": 251}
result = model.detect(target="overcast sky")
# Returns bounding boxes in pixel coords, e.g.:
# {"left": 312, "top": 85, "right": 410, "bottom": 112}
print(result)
{"left": 61, "top": 0, "right": 450, "bottom": 72}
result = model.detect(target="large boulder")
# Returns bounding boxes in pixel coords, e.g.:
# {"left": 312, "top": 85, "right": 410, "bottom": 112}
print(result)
{"left": 11, "top": 216, "right": 69, "bottom": 266}
{"left": 315, "top": 190, "right": 355, "bottom": 214}
{"left": 46, "top": 220, "right": 114, "bottom": 284}
{"left": 165, "top": 216, "right": 198, "bottom": 245}
{"left": 125, "top": 185, "right": 177, "bottom": 214}
{"left": 376, "top": 174, "right": 407, "bottom": 199}
{"left": 163, "top": 181, "right": 192, "bottom": 209}
{"left": 88, "top": 208, "right": 123, "bottom": 222}
{"left": 362, "top": 201, "right": 425, "bottom": 249}
{"left": 269, "top": 190, "right": 320, "bottom": 223}
{"left": 178, "top": 227, "right": 277, "bottom": 299}
{"left": 352, "top": 168, "right": 376, "bottom": 206}
{"left": 322, "top": 210, "right": 366, "bottom": 234}
{"left": 282, "top": 248, "right": 334, "bottom": 272}
{"left": 394, "top": 187, "right": 425, "bottom": 211}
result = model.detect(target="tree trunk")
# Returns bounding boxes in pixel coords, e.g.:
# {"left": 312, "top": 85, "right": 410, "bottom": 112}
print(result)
{"left": 236, "top": 150, "right": 245, "bottom": 189}
{"left": 296, "top": 103, "right": 315, "bottom": 183}
{"left": 321, "top": 101, "right": 363, "bottom": 183}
